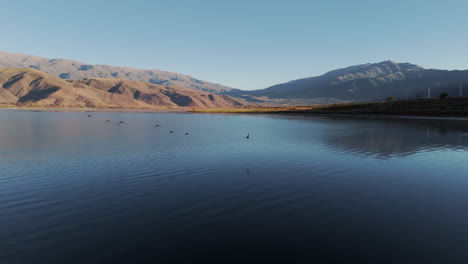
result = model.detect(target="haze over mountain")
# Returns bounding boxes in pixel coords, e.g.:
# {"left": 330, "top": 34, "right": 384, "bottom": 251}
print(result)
{"left": 0, "top": 68, "right": 245, "bottom": 108}
{"left": 236, "top": 61, "right": 468, "bottom": 102}
{"left": 0, "top": 51, "right": 236, "bottom": 94}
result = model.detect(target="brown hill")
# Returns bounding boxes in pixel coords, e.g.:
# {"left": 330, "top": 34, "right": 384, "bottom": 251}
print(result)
{"left": 0, "top": 68, "right": 245, "bottom": 109}
{"left": 0, "top": 51, "right": 237, "bottom": 94}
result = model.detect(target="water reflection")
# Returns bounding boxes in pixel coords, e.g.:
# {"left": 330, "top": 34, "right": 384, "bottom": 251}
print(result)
{"left": 322, "top": 117, "right": 468, "bottom": 158}
{"left": 2, "top": 111, "right": 468, "bottom": 263}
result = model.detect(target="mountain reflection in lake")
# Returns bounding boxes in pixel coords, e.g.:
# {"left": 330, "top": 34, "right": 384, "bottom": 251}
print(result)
{"left": 1, "top": 110, "right": 468, "bottom": 264}
{"left": 323, "top": 117, "right": 468, "bottom": 157}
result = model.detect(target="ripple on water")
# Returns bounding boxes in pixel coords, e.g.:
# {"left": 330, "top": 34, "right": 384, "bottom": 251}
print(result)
{"left": 2, "top": 111, "right": 468, "bottom": 263}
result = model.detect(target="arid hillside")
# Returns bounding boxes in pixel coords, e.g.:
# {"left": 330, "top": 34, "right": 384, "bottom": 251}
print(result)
{"left": 0, "top": 51, "right": 237, "bottom": 94}
{"left": 232, "top": 61, "right": 468, "bottom": 103}
{"left": 0, "top": 68, "right": 245, "bottom": 109}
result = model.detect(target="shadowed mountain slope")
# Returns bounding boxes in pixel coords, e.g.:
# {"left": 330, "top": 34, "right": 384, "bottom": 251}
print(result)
{"left": 232, "top": 61, "right": 468, "bottom": 102}
{"left": 0, "top": 51, "right": 237, "bottom": 94}
{"left": 0, "top": 68, "right": 245, "bottom": 108}
{"left": 4, "top": 51, "right": 468, "bottom": 104}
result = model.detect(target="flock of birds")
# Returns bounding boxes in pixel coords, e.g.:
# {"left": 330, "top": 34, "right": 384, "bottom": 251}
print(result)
{"left": 85, "top": 113, "right": 251, "bottom": 139}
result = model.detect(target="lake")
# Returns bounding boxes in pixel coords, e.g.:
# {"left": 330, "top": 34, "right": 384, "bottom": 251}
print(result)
{"left": 1, "top": 110, "right": 468, "bottom": 263}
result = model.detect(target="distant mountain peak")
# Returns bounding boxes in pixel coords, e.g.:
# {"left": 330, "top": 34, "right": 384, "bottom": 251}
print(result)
{"left": 380, "top": 59, "right": 398, "bottom": 64}
{"left": 0, "top": 51, "right": 236, "bottom": 94}
{"left": 329, "top": 61, "right": 425, "bottom": 81}
{"left": 245, "top": 60, "right": 467, "bottom": 103}
{"left": 368, "top": 60, "right": 424, "bottom": 71}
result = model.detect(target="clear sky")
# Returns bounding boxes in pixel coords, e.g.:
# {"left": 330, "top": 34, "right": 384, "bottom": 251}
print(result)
{"left": 1, "top": 0, "right": 468, "bottom": 90}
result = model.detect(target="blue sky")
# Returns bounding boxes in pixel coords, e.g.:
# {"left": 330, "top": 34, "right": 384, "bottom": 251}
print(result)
{"left": 1, "top": 0, "right": 468, "bottom": 90}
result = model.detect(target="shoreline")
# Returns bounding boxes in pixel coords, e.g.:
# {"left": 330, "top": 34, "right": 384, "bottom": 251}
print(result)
{"left": 3, "top": 107, "right": 468, "bottom": 121}
{"left": 0, "top": 105, "right": 190, "bottom": 113}
{"left": 193, "top": 111, "right": 468, "bottom": 121}
{"left": 193, "top": 97, "right": 468, "bottom": 118}
{"left": 3, "top": 97, "right": 468, "bottom": 120}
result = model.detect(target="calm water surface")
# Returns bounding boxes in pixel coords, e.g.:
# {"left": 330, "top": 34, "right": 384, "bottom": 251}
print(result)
{"left": 1, "top": 110, "right": 468, "bottom": 263}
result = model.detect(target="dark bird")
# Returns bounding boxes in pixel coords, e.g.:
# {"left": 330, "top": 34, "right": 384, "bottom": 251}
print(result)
{"left": 118, "top": 121, "right": 127, "bottom": 126}
{"left": 85, "top": 114, "right": 93, "bottom": 118}
{"left": 185, "top": 132, "right": 190, "bottom": 136}
{"left": 245, "top": 132, "right": 250, "bottom": 139}
{"left": 170, "top": 131, "right": 175, "bottom": 134}
{"left": 105, "top": 120, "right": 111, "bottom": 123}
{"left": 155, "top": 124, "right": 160, "bottom": 127}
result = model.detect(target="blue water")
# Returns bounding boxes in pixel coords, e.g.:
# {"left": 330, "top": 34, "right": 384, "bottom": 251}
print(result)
{"left": 1, "top": 110, "right": 468, "bottom": 263}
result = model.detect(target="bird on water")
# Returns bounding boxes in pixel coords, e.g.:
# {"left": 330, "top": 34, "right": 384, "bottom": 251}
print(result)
{"left": 246, "top": 132, "right": 250, "bottom": 139}
{"left": 105, "top": 120, "right": 111, "bottom": 123}
{"left": 185, "top": 132, "right": 190, "bottom": 136}
{"left": 85, "top": 114, "right": 93, "bottom": 118}
{"left": 118, "top": 121, "right": 127, "bottom": 125}
{"left": 155, "top": 124, "right": 160, "bottom": 127}
{"left": 170, "top": 131, "right": 175, "bottom": 134}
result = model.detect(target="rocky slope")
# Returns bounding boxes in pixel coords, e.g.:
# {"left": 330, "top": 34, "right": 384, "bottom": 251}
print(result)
{"left": 4, "top": 51, "right": 468, "bottom": 105}
{"left": 235, "top": 61, "right": 468, "bottom": 102}
{"left": 0, "top": 68, "right": 245, "bottom": 108}
{"left": 0, "top": 51, "right": 237, "bottom": 94}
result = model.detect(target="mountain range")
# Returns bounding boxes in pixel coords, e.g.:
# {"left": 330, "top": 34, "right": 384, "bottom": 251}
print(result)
{"left": 0, "top": 51, "right": 236, "bottom": 94}
{"left": 232, "top": 61, "right": 468, "bottom": 102}
{"left": 0, "top": 68, "right": 244, "bottom": 108}
{"left": 2, "top": 51, "right": 468, "bottom": 107}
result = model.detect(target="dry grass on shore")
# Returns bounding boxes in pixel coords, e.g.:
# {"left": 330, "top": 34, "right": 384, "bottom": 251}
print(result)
{"left": 191, "top": 103, "right": 365, "bottom": 113}
{"left": 192, "top": 98, "right": 468, "bottom": 117}
{"left": 4, "top": 97, "right": 468, "bottom": 117}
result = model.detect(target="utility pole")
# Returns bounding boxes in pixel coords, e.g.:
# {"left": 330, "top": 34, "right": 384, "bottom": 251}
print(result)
{"left": 428, "top": 87, "right": 431, "bottom": 99}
